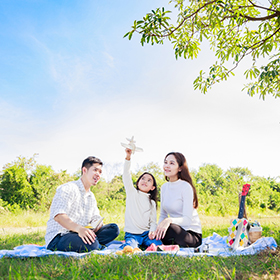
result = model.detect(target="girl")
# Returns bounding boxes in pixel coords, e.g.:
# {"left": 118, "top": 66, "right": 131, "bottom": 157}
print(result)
{"left": 155, "top": 152, "right": 202, "bottom": 248}
{"left": 121, "top": 148, "right": 162, "bottom": 249}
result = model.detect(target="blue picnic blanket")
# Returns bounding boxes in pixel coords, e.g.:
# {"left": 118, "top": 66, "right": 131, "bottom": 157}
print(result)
{"left": 0, "top": 233, "right": 277, "bottom": 259}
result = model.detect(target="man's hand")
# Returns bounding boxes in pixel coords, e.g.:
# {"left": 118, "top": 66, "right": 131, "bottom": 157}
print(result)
{"left": 54, "top": 213, "right": 97, "bottom": 245}
{"left": 77, "top": 226, "right": 96, "bottom": 245}
{"left": 155, "top": 218, "right": 172, "bottom": 240}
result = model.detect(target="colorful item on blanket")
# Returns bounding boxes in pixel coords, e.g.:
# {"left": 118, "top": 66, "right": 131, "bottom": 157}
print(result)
{"left": 145, "top": 243, "right": 180, "bottom": 252}
{"left": 115, "top": 245, "right": 142, "bottom": 255}
{"left": 227, "top": 183, "right": 250, "bottom": 249}
{"left": 227, "top": 218, "right": 249, "bottom": 247}
{"left": 0, "top": 233, "right": 277, "bottom": 259}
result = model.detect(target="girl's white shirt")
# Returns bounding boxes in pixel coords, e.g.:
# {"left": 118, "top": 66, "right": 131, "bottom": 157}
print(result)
{"left": 123, "top": 160, "right": 158, "bottom": 234}
{"left": 158, "top": 179, "right": 202, "bottom": 234}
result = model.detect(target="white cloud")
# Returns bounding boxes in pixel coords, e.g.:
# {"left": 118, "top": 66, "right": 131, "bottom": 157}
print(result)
{"left": 103, "top": 52, "right": 115, "bottom": 68}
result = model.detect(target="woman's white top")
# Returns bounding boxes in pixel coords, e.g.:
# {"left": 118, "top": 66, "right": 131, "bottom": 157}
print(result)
{"left": 158, "top": 179, "right": 202, "bottom": 234}
{"left": 123, "top": 160, "right": 157, "bottom": 234}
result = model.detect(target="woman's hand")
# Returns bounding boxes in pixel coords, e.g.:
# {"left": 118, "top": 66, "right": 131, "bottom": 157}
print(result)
{"left": 155, "top": 218, "right": 172, "bottom": 240}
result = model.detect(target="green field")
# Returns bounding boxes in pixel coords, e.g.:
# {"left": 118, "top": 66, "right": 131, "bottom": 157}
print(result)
{"left": 0, "top": 212, "right": 279, "bottom": 279}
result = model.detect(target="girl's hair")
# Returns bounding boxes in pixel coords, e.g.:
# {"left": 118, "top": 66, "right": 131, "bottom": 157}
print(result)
{"left": 165, "top": 152, "right": 198, "bottom": 209}
{"left": 136, "top": 172, "right": 158, "bottom": 208}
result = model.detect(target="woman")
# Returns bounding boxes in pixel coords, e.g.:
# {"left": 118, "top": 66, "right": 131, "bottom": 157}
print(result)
{"left": 155, "top": 152, "right": 202, "bottom": 247}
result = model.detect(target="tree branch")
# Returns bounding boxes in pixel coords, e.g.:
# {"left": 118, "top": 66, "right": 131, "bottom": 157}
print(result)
{"left": 248, "top": 25, "right": 280, "bottom": 51}
{"left": 248, "top": 0, "right": 279, "bottom": 14}
{"left": 219, "top": 2, "right": 280, "bottom": 21}
{"left": 137, "top": 0, "right": 218, "bottom": 38}
{"left": 241, "top": 12, "right": 280, "bottom": 21}
{"left": 211, "top": 25, "right": 280, "bottom": 84}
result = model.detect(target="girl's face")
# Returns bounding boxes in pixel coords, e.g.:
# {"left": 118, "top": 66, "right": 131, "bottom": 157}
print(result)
{"left": 163, "top": 154, "right": 181, "bottom": 182}
{"left": 138, "top": 174, "right": 155, "bottom": 193}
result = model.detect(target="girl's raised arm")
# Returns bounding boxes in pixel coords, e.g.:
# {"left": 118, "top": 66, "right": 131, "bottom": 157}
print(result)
{"left": 123, "top": 148, "right": 135, "bottom": 193}
{"left": 125, "top": 148, "right": 132, "bottom": 161}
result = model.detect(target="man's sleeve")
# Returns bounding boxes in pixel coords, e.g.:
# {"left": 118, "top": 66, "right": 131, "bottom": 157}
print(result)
{"left": 49, "top": 184, "right": 74, "bottom": 219}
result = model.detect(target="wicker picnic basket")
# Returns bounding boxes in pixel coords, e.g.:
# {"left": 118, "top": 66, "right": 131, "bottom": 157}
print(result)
{"left": 249, "top": 227, "right": 262, "bottom": 243}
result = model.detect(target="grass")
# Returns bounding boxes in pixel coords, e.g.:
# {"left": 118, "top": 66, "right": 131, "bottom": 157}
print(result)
{"left": 0, "top": 212, "right": 279, "bottom": 279}
{"left": 0, "top": 241, "right": 279, "bottom": 279}
{"left": 0, "top": 210, "right": 49, "bottom": 228}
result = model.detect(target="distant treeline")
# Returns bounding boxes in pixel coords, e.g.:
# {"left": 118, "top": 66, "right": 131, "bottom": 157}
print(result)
{"left": 0, "top": 155, "right": 279, "bottom": 216}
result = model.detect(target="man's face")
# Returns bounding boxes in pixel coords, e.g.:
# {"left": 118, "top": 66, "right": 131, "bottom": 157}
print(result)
{"left": 82, "top": 163, "right": 102, "bottom": 187}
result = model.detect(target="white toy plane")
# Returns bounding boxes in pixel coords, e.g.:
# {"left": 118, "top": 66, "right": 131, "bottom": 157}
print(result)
{"left": 121, "top": 136, "right": 143, "bottom": 154}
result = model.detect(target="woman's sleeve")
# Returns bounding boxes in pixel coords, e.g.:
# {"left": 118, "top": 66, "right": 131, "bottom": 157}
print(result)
{"left": 149, "top": 201, "right": 158, "bottom": 232}
{"left": 170, "top": 183, "right": 193, "bottom": 227}
{"left": 158, "top": 184, "right": 168, "bottom": 224}
{"left": 122, "top": 159, "right": 135, "bottom": 194}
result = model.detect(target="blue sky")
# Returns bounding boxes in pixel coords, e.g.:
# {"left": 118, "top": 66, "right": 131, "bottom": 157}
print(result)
{"left": 1, "top": 0, "right": 279, "bottom": 180}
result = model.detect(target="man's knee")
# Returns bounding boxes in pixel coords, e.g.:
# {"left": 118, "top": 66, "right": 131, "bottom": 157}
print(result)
{"left": 100, "top": 223, "right": 119, "bottom": 238}
{"left": 56, "top": 232, "right": 100, "bottom": 252}
{"left": 110, "top": 223, "right": 120, "bottom": 238}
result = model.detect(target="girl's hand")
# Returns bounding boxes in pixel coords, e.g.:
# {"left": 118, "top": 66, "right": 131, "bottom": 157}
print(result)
{"left": 155, "top": 218, "right": 172, "bottom": 240}
{"left": 125, "top": 148, "right": 132, "bottom": 160}
{"left": 148, "top": 231, "right": 156, "bottom": 240}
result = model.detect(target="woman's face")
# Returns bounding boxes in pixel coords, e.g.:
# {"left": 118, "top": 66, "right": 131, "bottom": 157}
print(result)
{"left": 163, "top": 154, "right": 180, "bottom": 182}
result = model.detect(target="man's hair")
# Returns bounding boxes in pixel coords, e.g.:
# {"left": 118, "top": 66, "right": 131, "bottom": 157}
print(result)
{"left": 81, "top": 156, "right": 103, "bottom": 174}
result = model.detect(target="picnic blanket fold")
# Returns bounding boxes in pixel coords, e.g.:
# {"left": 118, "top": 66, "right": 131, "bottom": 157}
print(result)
{"left": 0, "top": 233, "right": 277, "bottom": 259}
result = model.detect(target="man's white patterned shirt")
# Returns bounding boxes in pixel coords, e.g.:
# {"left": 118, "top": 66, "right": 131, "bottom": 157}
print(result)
{"left": 45, "top": 178, "right": 100, "bottom": 246}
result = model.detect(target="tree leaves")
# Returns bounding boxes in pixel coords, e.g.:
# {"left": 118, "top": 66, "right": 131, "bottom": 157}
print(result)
{"left": 0, "top": 156, "right": 77, "bottom": 211}
{"left": 125, "top": 0, "right": 280, "bottom": 99}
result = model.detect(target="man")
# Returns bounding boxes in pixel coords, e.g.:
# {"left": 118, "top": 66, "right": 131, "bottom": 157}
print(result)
{"left": 45, "top": 156, "right": 119, "bottom": 252}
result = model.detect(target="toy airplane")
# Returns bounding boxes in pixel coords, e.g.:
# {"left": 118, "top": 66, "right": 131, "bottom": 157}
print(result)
{"left": 121, "top": 136, "right": 143, "bottom": 154}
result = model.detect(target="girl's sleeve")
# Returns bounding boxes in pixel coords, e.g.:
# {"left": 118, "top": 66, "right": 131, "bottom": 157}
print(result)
{"left": 149, "top": 201, "right": 158, "bottom": 232}
{"left": 158, "top": 184, "right": 168, "bottom": 224}
{"left": 170, "top": 184, "right": 193, "bottom": 227}
{"left": 122, "top": 159, "right": 135, "bottom": 194}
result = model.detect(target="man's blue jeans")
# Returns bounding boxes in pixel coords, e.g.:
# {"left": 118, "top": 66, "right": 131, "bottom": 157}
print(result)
{"left": 121, "top": 231, "right": 162, "bottom": 249}
{"left": 47, "top": 223, "right": 119, "bottom": 253}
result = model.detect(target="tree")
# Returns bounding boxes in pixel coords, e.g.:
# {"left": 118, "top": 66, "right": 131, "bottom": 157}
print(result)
{"left": 195, "top": 163, "right": 225, "bottom": 195}
{"left": 0, "top": 155, "right": 76, "bottom": 211}
{"left": 125, "top": 0, "right": 280, "bottom": 99}
{"left": 224, "top": 167, "right": 252, "bottom": 193}
{"left": 0, "top": 158, "right": 35, "bottom": 209}
{"left": 30, "top": 165, "right": 74, "bottom": 211}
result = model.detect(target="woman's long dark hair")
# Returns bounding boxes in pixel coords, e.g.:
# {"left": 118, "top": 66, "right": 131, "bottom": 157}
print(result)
{"left": 165, "top": 152, "right": 198, "bottom": 209}
{"left": 136, "top": 172, "right": 158, "bottom": 208}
